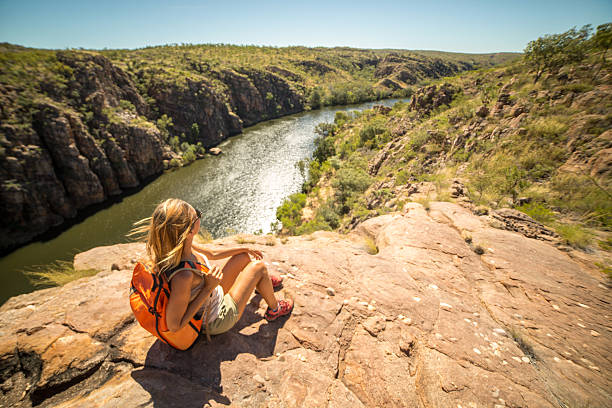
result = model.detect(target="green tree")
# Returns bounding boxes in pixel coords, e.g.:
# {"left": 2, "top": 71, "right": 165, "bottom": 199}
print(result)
{"left": 156, "top": 114, "right": 173, "bottom": 141}
{"left": 190, "top": 123, "right": 199, "bottom": 139}
{"left": 592, "top": 23, "right": 612, "bottom": 80}
{"left": 308, "top": 88, "right": 322, "bottom": 109}
{"left": 524, "top": 25, "right": 592, "bottom": 82}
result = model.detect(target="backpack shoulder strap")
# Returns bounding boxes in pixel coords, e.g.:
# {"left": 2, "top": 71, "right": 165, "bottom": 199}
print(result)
{"left": 163, "top": 260, "right": 203, "bottom": 283}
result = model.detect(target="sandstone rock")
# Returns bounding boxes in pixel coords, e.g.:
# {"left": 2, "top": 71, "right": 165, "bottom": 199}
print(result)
{"left": 491, "top": 208, "right": 558, "bottom": 242}
{"left": 475, "top": 105, "right": 489, "bottom": 118}
{"left": 410, "top": 83, "right": 459, "bottom": 116}
{"left": 1, "top": 203, "right": 610, "bottom": 407}
{"left": 74, "top": 243, "right": 146, "bottom": 272}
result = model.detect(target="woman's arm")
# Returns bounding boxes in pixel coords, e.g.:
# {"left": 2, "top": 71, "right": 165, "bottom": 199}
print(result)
{"left": 193, "top": 244, "right": 262, "bottom": 261}
{"left": 165, "top": 267, "right": 223, "bottom": 332}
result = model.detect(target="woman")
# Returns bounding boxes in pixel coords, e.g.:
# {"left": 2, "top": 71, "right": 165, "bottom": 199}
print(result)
{"left": 134, "top": 198, "right": 293, "bottom": 338}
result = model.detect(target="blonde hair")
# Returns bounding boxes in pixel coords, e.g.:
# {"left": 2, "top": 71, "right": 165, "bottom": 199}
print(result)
{"left": 130, "top": 198, "right": 198, "bottom": 275}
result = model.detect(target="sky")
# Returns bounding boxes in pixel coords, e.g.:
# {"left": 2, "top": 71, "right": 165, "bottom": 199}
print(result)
{"left": 0, "top": 0, "right": 610, "bottom": 53}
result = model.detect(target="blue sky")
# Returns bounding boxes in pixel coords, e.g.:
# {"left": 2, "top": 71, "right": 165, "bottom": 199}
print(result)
{"left": 0, "top": 0, "right": 610, "bottom": 53}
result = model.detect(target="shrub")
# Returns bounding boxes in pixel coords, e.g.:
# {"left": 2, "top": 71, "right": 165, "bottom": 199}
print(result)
{"left": 119, "top": 99, "right": 136, "bottom": 111}
{"left": 555, "top": 223, "right": 593, "bottom": 249}
{"left": 358, "top": 118, "right": 386, "bottom": 147}
{"left": 527, "top": 117, "right": 568, "bottom": 142}
{"left": 396, "top": 169, "right": 410, "bottom": 185}
{"left": 516, "top": 202, "right": 555, "bottom": 224}
{"left": 312, "top": 135, "right": 336, "bottom": 163}
{"left": 276, "top": 193, "right": 307, "bottom": 234}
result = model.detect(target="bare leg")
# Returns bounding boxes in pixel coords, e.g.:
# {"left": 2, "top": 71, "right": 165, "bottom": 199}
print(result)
{"left": 228, "top": 261, "right": 278, "bottom": 320}
{"left": 219, "top": 252, "right": 251, "bottom": 294}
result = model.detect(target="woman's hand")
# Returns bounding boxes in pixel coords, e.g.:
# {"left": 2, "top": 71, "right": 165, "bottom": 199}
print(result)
{"left": 245, "top": 248, "right": 263, "bottom": 260}
{"left": 204, "top": 265, "right": 223, "bottom": 289}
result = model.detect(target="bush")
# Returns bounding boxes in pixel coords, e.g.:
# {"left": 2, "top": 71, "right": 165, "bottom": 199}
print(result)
{"left": 555, "top": 223, "right": 593, "bottom": 249}
{"left": 524, "top": 25, "right": 592, "bottom": 82}
{"left": 358, "top": 118, "right": 386, "bottom": 147}
{"left": 312, "top": 135, "right": 335, "bottom": 163}
{"left": 276, "top": 193, "right": 307, "bottom": 234}
{"left": 396, "top": 169, "right": 410, "bottom": 185}
{"left": 527, "top": 118, "right": 568, "bottom": 142}
{"left": 516, "top": 202, "right": 555, "bottom": 224}
{"left": 549, "top": 173, "right": 612, "bottom": 228}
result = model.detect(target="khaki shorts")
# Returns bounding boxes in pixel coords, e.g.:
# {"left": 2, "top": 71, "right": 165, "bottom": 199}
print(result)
{"left": 203, "top": 293, "right": 239, "bottom": 336}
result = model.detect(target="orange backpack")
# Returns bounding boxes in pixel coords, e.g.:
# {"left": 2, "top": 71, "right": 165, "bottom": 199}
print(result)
{"left": 129, "top": 260, "right": 208, "bottom": 350}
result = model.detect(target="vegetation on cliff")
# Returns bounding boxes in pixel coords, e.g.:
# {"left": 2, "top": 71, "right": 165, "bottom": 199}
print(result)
{"left": 276, "top": 24, "right": 611, "bottom": 273}
{"left": 0, "top": 41, "right": 516, "bottom": 251}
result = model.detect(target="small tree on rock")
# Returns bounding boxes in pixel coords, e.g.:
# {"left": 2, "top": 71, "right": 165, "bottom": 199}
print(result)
{"left": 524, "top": 25, "right": 592, "bottom": 83}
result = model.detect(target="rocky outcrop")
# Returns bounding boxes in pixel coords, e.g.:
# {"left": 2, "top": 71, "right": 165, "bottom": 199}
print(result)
{"left": 218, "top": 68, "right": 303, "bottom": 127}
{"left": 147, "top": 77, "right": 242, "bottom": 147}
{"left": 375, "top": 53, "right": 473, "bottom": 86}
{"left": 1, "top": 202, "right": 609, "bottom": 407}
{"left": 0, "top": 52, "right": 166, "bottom": 252}
{"left": 409, "top": 83, "right": 459, "bottom": 116}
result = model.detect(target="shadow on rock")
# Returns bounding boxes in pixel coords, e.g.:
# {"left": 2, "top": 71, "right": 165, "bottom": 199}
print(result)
{"left": 131, "top": 297, "right": 288, "bottom": 407}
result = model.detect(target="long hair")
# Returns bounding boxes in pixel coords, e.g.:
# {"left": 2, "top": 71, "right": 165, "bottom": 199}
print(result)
{"left": 130, "top": 198, "right": 198, "bottom": 275}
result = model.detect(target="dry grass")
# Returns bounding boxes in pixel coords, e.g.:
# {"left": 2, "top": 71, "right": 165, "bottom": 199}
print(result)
{"left": 364, "top": 237, "right": 379, "bottom": 255}
{"left": 235, "top": 235, "right": 256, "bottom": 245}
{"left": 23, "top": 260, "right": 100, "bottom": 288}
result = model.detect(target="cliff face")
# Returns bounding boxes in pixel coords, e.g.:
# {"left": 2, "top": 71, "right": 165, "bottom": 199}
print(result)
{"left": 0, "top": 203, "right": 609, "bottom": 407}
{"left": 0, "top": 52, "right": 166, "bottom": 251}
{"left": 0, "top": 45, "right": 514, "bottom": 252}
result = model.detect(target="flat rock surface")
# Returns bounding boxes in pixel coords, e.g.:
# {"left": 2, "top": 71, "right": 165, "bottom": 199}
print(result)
{"left": 0, "top": 202, "right": 610, "bottom": 407}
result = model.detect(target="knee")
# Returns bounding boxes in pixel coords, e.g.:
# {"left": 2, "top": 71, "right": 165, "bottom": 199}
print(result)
{"left": 233, "top": 252, "right": 251, "bottom": 266}
{"left": 247, "top": 260, "right": 267, "bottom": 278}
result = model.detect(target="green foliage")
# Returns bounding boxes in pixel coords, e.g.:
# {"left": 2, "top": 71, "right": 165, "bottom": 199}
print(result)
{"left": 313, "top": 135, "right": 336, "bottom": 164}
{"left": 396, "top": 169, "right": 411, "bottom": 185}
{"left": 119, "top": 99, "right": 136, "bottom": 111}
{"left": 190, "top": 122, "right": 200, "bottom": 139}
{"left": 156, "top": 114, "right": 174, "bottom": 140}
{"left": 549, "top": 173, "right": 612, "bottom": 228}
{"left": 308, "top": 87, "right": 323, "bottom": 109}
{"left": 332, "top": 159, "right": 372, "bottom": 214}
{"left": 358, "top": 117, "right": 387, "bottom": 148}
{"left": 524, "top": 25, "right": 592, "bottom": 82}
{"left": 276, "top": 193, "right": 307, "bottom": 234}
{"left": 516, "top": 202, "right": 556, "bottom": 224}
{"left": 467, "top": 153, "right": 529, "bottom": 205}
{"left": 555, "top": 223, "right": 593, "bottom": 249}
{"left": 591, "top": 23, "right": 612, "bottom": 56}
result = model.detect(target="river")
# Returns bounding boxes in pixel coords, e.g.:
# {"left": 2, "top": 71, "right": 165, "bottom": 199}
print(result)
{"left": 0, "top": 98, "right": 407, "bottom": 305}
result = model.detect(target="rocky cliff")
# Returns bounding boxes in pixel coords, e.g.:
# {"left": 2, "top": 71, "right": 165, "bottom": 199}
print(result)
{"left": 0, "top": 202, "right": 609, "bottom": 407}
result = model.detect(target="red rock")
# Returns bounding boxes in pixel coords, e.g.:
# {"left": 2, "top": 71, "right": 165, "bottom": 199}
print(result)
{"left": 1, "top": 203, "right": 610, "bottom": 407}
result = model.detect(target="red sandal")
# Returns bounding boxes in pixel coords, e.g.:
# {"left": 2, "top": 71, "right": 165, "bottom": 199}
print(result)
{"left": 270, "top": 273, "right": 283, "bottom": 288}
{"left": 265, "top": 299, "right": 294, "bottom": 321}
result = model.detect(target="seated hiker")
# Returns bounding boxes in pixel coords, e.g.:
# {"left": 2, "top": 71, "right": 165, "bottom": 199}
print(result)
{"left": 136, "top": 198, "right": 293, "bottom": 337}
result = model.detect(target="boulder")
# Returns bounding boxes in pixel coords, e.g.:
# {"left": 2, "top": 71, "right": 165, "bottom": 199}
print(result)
{"left": 475, "top": 106, "right": 489, "bottom": 118}
{"left": 1, "top": 203, "right": 610, "bottom": 407}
